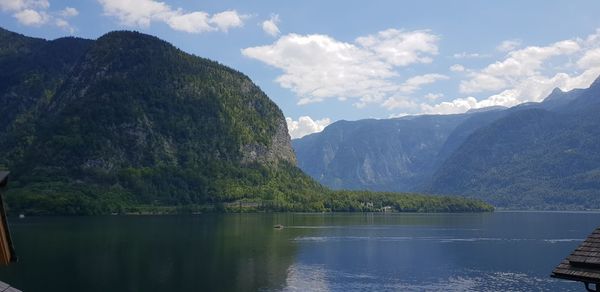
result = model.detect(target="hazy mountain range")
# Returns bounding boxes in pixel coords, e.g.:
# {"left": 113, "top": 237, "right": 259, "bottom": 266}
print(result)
{"left": 294, "top": 77, "right": 600, "bottom": 209}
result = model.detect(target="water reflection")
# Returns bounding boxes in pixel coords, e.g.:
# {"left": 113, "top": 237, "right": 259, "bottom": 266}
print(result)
{"left": 0, "top": 215, "right": 304, "bottom": 291}
{"left": 0, "top": 212, "right": 595, "bottom": 291}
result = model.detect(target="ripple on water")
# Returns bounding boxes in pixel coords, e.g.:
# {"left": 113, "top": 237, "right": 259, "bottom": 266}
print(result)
{"left": 279, "top": 264, "right": 575, "bottom": 292}
{"left": 292, "top": 236, "right": 583, "bottom": 244}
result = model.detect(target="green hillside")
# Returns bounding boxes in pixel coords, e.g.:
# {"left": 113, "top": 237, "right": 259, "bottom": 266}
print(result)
{"left": 428, "top": 81, "right": 600, "bottom": 209}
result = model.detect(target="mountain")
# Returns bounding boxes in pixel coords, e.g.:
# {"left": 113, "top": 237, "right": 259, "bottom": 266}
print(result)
{"left": 293, "top": 77, "right": 600, "bottom": 209}
{"left": 293, "top": 115, "right": 470, "bottom": 191}
{"left": 0, "top": 28, "right": 492, "bottom": 215}
{"left": 0, "top": 28, "right": 93, "bottom": 164}
{"left": 292, "top": 109, "right": 512, "bottom": 192}
{"left": 0, "top": 28, "right": 324, "bottom": 214}
{"left": 428, "top": 79, "right": 600, "bottom": 209}
{"left": 560, "top": 77, "right": 600, "bottom": 113}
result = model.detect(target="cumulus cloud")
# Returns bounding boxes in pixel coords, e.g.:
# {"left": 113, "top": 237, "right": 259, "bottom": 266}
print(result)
{"left": 98, "top": 0, "right": 247, "bottom": 33}
{"left": 577, "top": 48, "right": 600, "bottom": 69}
{"left": 420, "top": 90, "right": 530, "bottom": 115}
{"left": 422, "top": 68, "right": 600, "bottom": 115}
{"left": 248, "top": 26, "right": 600, "bottom": 116}
{"left": 286, "top": 116, "right": 331, "bottom": 139}
{"left": 262, "top": 14, "right": 280, "bottom": 37}
{"left": 460, "top": 39, "right": 581, "bottom": 94}
{"left": 355, "top": 29, "right": 439, "bottom": 66}
{"left": 13, "top": 8, "right": 47, "bottom": 25}
{"left": 242, "top": 29, "right": 441, "bottom": 107}
{"left": 0, "top": 0, "right": 76, "bottom": 31}
{"left": 420, "top": 96, "right": 480, "bottom": 114}
{"left": 166, "top": 12, "right": 213, "bottom": 33}
{"left": 210, "top": 10, "right": 245, "bottom": 32}
{"left": 407, "top": 29, "right": 600, "bottom": 116}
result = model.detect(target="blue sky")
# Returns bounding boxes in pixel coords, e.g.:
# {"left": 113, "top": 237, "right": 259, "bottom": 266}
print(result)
{"left": 2, "top": 0, "right": 600, "bottom": 138}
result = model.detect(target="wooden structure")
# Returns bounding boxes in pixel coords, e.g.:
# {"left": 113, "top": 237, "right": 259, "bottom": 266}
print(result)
{"left": 0, "top": 172, "right": 16, "bottom": 265}
{"left": 552, "top": 227, "right": 600, "bottom": 291}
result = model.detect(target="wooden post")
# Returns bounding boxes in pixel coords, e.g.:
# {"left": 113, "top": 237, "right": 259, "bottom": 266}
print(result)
{"left": 0, "top": 172, "right": 16, "bottom": 265}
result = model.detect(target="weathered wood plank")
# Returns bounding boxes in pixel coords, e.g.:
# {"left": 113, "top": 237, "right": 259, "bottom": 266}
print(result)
{"left": 553, "top": 226, "right": 600, "bottom": 284}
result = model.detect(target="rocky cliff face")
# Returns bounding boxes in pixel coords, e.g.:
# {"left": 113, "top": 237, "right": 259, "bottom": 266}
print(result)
{"left": 292, "top": 115, "right": 470, "bottom": 191}
{"left": 242, "top": 121, "right": 297, "bottom": 165}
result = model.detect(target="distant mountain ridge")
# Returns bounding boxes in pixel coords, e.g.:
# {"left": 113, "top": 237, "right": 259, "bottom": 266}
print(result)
{"left": 293, "top": 77, "right": 600, "bottom": 209}
{"left": 428, "top": 79, "right": 600, "bottom": 209}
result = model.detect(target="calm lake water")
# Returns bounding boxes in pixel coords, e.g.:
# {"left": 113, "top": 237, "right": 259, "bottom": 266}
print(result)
{"left": 0, "top": 212, "right": 596, "bottom": 291}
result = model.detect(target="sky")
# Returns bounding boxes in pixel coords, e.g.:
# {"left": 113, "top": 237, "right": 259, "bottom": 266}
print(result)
{"left": 2, "top": 1, "right": 600, "bottom": 138}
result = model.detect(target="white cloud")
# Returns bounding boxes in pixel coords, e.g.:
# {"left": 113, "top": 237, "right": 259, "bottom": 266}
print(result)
{"left": 414, "top": 30, "right": 600, "bottom": 116}
{"left": 98, "top": 0, "right": 247, "bottom": 34}
{"left": 420, "top": 96, "right": 479, "bottom": 114}
{"left": 98, "top": 0, "right": 169, "bottom": 27}
{"left": 420, "top": 91, "right": 522, "bottom": 115}
{"left": 460, "top": 40, "right": 581, "bottom": 94}
{"left": 0, "top": 0, "right": 78, "bottom": 31}
{"left": 167, "top": 12, "right": 212, "bottom": 33}
{"left": 450, "top": 64, "right": 465, "bottom": 72}
{"left": 399, "top": 73, "right": 448, "bottom": 94}
{"left": 497, "top": 39, "right": 521, "bottom": 52}
{"left": 355, "top": 29, "right": 439, "bottom": 66}
{"left": 0, "top": 0, "right": 48, "bottom": 11}
{"left": 242, "top": 29, "right": 441, "bottom": 107}
{"left": 262, "top": 14, "right": 280, "bottom": 37}
{"left": 286, "top": 116, "right": 331, "bottom": 139}
{"left": 13, "top": 8, "right": 47, "bottom": 25}
{"left": 243, "top": 33, "right": 397, "bottom": 105}
{"left": 422, "top": 66, "right": 600, "bottom": 115}
{"left": 577, "top": 48, "right": 600, "bottom": 69}
{"left": 59, "top": 6, "right": 78, "bottom": 17}
{"left": 210, "top": 10, "right": 245, "bottom": 32}
{"left": 250, "top": 26, "right": 600, "bottom": 117}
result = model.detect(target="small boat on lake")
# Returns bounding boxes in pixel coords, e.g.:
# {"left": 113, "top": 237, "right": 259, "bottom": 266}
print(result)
{"left": 274, "top": 224, "right": 284, "bottom": 229}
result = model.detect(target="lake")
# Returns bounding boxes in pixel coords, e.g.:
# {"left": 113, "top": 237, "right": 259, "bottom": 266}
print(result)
{"left": 0, "top": 212, "right": 596, "bottom": 291}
